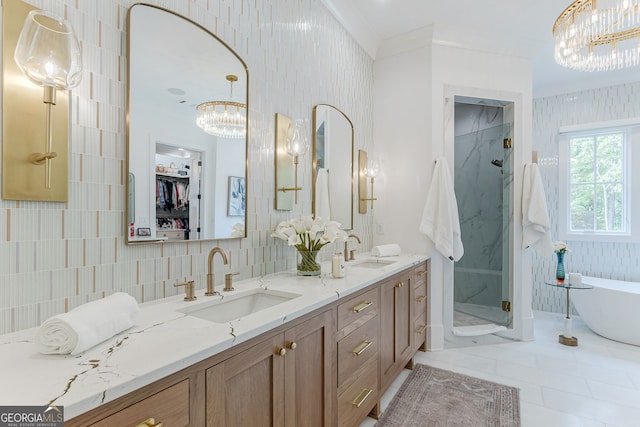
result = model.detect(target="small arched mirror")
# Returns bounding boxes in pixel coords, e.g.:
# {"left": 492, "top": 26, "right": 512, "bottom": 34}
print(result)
{"left": 312, "top": 104, "right": 354, "bottom": 230}
{"left": 126, "top": 4, "right": 248, "bottom": 243}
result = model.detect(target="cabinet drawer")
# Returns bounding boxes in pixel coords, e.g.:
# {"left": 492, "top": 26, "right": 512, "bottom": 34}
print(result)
{"left": 413, "top": 282, "right": 427, "bottom": 318}
{"left": 414, "top": 311, "right": 427, "bottom": 352}
{"left": 89, "top": 379, "right": 189, "bottom": 427}
{"left": 337, "top": 315, "right": 379, "bottom": 387}
{"left": 413, "top": 263, "right": 428, "bottom": 288}
{"left": 157, "top": 229, "right": 185, "bottom": 240}
{"left": 337, "top": 287, "right": 379, "bottom": 339}
{"left": 338, "top": 356, "right": 378, "bottom": 427}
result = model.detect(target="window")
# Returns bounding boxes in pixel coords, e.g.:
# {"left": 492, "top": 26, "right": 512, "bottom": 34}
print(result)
{"left": 559, "top": 122, "right": 640, "bottom": 242}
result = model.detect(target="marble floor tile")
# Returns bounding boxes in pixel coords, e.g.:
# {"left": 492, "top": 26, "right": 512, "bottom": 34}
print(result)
{"left": 359, "top": 311, "right": 640, "bottom": 427}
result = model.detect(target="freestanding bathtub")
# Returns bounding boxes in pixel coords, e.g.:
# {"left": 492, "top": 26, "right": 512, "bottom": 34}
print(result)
{"left": 570, "top": 276, "right": 640, "bottom": 346}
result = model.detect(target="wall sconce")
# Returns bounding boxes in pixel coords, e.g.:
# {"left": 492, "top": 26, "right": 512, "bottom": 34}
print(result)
{"left": 2, "top": 2, "right": 82, "bottom": 201}
{"left": 275, "top": 114, "right": 309, "bottom": 210}
{"left": 358, "top": 150, "right": 379, "bottom": 213}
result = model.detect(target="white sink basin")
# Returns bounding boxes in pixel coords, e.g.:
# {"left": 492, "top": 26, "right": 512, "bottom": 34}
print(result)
{"left": 351, "top": 259, "right": 396, "bottom": 269}
{"left": 178, "top": 288, "right": 301, "bottom": 323}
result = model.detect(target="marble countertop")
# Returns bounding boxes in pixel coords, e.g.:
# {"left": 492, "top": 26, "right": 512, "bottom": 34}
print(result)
{"left": 0, "top": 253, "right": 427, "bottom": 420}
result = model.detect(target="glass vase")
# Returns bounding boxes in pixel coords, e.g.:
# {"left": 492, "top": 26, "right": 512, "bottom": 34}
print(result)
{"left": 556, "top": 252, "right": 565, "bottom": 282}
{"left": 297, "top": 250, "right": 321, "bottom": 276}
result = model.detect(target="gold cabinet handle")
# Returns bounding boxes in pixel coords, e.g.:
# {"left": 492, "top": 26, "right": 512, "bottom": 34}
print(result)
{"left": 352, "top": 340, "right": 373, "bottom": 356}
{"left": 352, "top": 301, "right": 372, "bottom": 313}
{"left": 135, "top": 419, "right": 163, "bottom": 427}
{"left": 395, "top": 281, "right": 404, "bottom": 288}
{"left": 288, "top": 341, "right": 297, "bottom": 350}
{"left": 416, "top": 325, "right": 426, "bottom": 334}
{"left": 416, "top": 270, "right": 426, "bottom": 276}
{"left": 352, "top": 388, "right": 373, "bottom": 408}
{"left": 416, "top": 295, "right": 427, "bottom": 303}
{"left": 277, "top": 348, "right": 287, "bottom": 356}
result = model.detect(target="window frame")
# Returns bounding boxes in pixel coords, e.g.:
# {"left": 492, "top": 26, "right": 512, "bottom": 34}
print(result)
{"left": 558, "top": 121, "right": 640, "bottom": 243}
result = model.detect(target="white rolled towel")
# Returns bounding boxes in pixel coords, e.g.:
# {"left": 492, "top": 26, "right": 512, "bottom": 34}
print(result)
{"left": 371, "top": 244, "right": 402, "bottom": 257}
{"left": 37, "top": 292, "right": 140, "bottom": 355}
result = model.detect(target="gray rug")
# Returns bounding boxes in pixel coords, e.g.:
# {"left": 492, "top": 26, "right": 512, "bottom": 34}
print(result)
{"left": 375, "top": 364, "right": 520, "bottom": 427}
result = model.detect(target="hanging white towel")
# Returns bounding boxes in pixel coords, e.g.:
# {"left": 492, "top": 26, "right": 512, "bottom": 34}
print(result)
{"left": 36, "top": 293, "right": 140, "bottom": 355}
{"left": 419, "top": 157, "right": 464, "bottom": 261}
{"left": 315, "top": 168, "right": 331, "bottom": 220}
{"left": 521, "top": 163, "right": 554, "bottom": 257}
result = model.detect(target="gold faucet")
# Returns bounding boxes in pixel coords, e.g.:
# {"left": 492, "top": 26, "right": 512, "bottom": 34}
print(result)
{"left": 206, "top": 247, "right": 229, "bottom": 296}
{"left": 344, "top": 234, "right": 361, "bottom": 261}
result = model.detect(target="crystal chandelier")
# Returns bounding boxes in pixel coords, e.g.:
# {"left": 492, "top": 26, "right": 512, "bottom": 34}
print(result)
{"left": 553, "top": 0, "right": 640, "bottom": 71}
{"left": 196, "top": 74, "right": 246, "bottom": 139}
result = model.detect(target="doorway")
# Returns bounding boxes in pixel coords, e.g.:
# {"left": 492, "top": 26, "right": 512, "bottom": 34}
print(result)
{"left": 451, "top": 98, "right": 513, "bottom": 336}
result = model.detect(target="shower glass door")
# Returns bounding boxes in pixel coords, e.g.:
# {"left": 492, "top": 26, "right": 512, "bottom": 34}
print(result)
{"left": 453, "top": 104, "right": 512, "bottom": 328}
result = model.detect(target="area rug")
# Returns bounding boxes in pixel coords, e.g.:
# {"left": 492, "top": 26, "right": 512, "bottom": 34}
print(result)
{"left": 375, "top": 364, "right": 520, "bottom": 427}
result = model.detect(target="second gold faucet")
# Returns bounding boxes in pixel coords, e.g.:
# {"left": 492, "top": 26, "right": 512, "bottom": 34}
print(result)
{"left": 206, "top": 247, "right": 237, "bottom": 295}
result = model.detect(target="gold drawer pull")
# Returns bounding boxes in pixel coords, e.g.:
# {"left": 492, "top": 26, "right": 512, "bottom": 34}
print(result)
{"left": 416, "top": 295, "right": 426, "bottom": 303}
{"left": 352, "top": 388, "right": 373, "bottom": 408}
{"left": 395, "top": 281, "right": 404, "bottom": 288}
{"left": 135, "top": 419, "right": 163, "bottom": 427}
{"left": 416, "top": 270, "right": 426, "bottom": 276}
{"left": 352, "top": 301, "right": 372, "bottom": 313}
{"left": 352, "top": 340, "right": 373, "bottom": 356}
{"left": 277, "top": 348, "right": 287, "bottom": 356}
{"left": 416, "top": 325, "right": 426, "bottom": 334}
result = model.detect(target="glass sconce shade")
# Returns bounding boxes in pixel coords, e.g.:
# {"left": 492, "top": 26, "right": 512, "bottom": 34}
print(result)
{"left": 364, "top": 158, "right": 379, "bottom": 178}
{"left": 286, "top": 120, "right": 309, "bottom": 157}
{"left": 14, "top": 10, "right": 82, "bottom": 90}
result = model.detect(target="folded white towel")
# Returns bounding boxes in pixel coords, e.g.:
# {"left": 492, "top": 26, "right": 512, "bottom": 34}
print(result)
{"left": 419, "top": 157, "right": 464, "bottom": 261}
{"left": 37, "top": 293, "right": 140, "bottom": 355}
{"left": 371, "top": 244, "right": 401, "bottom": 257}
{"left": 521, "top": 163, "right": 554, "bottom": 257}
{"left": 315, "top": 168, "right": 331, "bottom": 221}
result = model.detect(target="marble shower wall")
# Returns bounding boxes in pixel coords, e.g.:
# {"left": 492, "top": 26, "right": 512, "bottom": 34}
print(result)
{"left": 532, "top": 82, "right": 640, "bottom": 314}
{"left": 453, "top": 103, "right": 505, "bottom": 306}
{"left": 0, "top": 0, "right": 374, "bottom": 334}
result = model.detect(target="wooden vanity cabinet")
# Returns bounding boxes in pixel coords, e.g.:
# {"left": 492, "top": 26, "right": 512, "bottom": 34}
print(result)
{"left": 379, "top": 269, "right": 413, "bottom": 391}
{"left": 65, "top": 261, "right": 429, "bottom": 427}
{"left": 206, "top": 309, "right": 336, "bottom": 427}
{"left": 336, "top": 287, "right": 380, "bottom": 426}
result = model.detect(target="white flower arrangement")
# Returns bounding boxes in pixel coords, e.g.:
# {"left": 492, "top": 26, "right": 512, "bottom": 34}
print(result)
{"left": 271, "top": 215, "right": 347, "bottom": 252}
{"left": 554, "top": 241, "right": 569, "bottom": 254}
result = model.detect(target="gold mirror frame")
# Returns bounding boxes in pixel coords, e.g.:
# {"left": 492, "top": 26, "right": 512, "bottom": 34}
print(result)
{"left": 126, "top": 4, "right": 248, "bottom": 243}
{"left": 311, "top": 104, "right": 354, "bottom": 230}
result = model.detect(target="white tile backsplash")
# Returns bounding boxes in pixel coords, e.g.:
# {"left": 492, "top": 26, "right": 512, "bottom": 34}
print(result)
{"left": 0, "top": 0, "right": 374, "bottom": 333}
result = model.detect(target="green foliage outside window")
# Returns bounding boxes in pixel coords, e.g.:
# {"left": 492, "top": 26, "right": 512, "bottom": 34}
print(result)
{"left": 569, "top": 132, "right": 625, "bottom": 233}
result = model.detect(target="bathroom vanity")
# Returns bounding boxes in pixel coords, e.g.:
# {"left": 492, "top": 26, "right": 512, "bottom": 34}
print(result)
{"left": 0, "top": 254, "right": 428, "bottom": 427}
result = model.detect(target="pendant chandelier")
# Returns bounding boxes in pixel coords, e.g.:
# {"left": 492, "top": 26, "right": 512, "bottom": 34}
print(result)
{"left": 196, "top": 74, "right": 246, "bottom": 139}
{"left": 553, "top": 0, "right": 640, "bottom": 71}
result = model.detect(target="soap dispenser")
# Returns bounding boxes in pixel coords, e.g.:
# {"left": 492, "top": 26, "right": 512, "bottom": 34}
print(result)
{"left": 332, "top": 252, "right": 345, "bottom": 278}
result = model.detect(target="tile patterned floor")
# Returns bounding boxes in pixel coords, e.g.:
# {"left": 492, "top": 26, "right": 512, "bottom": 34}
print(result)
{"left": 360, "top": 311, "right": 640, "bottom": 427}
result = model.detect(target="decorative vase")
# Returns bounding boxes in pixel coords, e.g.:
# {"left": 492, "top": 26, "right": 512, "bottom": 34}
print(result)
{"left": 297, "top": 250, "right": 321, "bottom": 276}
{"left": 556, "top": 252, "right": 565, "bottom": 282}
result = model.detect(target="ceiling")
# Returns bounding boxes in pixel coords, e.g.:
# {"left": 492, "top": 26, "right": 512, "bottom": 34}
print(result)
{"left": 320, "top": 0, "right": 640, "bottom": 98}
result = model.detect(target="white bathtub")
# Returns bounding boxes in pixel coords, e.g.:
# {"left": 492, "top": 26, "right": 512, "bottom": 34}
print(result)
{"left": 570, "top": 276, "right": 640, "bottom": 346}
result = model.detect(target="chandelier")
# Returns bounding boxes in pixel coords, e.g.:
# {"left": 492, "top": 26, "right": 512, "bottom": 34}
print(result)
{"left": 196, "top": 74, "right": 246, "bottom": 139}
{"left": 553, "top": 0, "right": 640, "bottom": 71}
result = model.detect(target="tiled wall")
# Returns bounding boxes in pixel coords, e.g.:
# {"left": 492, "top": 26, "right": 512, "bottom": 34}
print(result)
{"left": 0, "top": 0, "right": 374, "bottom": 334}
{"left": 532, "top": 82, "right": 640, "bottom": 313}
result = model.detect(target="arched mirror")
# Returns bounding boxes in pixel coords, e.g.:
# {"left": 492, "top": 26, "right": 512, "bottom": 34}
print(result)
{"left": 126, "top": 4, "right": 248, "bottom": 243}
{"left": 312, "top": 104, "right": 354, "bottom": 230}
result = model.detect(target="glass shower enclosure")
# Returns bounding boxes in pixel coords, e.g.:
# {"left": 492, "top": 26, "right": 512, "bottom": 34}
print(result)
{"left": 452, "top": 101, "right": 513, "bottom": 333}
